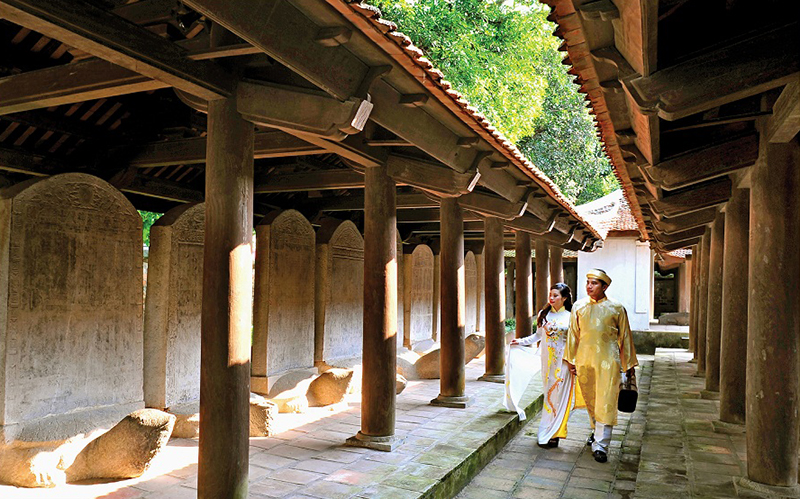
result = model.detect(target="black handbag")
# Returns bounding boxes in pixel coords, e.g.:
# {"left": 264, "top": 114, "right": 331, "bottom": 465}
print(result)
{"left": 618, "top": 371, "right": 638, "bottom": 413}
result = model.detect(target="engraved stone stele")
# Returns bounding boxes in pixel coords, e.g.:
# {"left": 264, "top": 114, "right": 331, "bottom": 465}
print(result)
{"left": 407, "top": 245, "right": 434, "bottom": 349}
{"left": 396, "top": 230, "right": 404, "bottom": 349}
{"left": 251, "top": 209, "right": 316, "bottom": 395}
{"left": 0, "top": 173, "right": 144, "bottom": 443}
{"left": 314, "top": 219, "right": 364, "bottom": 368}
{"left": 143, "top": 203, "right": 204, "bottom": 410}
{"left": 414, "top": 334, "right": 487, "bottom": 379}
{"left": 465, "top": 251, "right": 478, "bottom": 336}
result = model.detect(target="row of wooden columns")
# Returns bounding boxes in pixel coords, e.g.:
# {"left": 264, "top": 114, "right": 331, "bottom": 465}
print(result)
{"left": 688, "top": 132, "right": 800, "bottom": 489}
{"left": 196, "top": 96, "right": 571, "bottom": 497}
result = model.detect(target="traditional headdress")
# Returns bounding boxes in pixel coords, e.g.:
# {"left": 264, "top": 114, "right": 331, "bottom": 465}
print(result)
{"left": 586, "top": 268, "right": 612, "bottom": 286}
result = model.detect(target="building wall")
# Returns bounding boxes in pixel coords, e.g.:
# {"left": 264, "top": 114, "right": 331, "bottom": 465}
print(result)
{"left": 577, "top": 237, "right": 652, "bottom": 331}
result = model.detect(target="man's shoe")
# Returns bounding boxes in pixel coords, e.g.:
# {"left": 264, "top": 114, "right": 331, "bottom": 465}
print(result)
{"left": 592, "top": 450, "right": 608, "bottom": 463}
{"left": 586, "top": 433, "right": 594, "bottom": 446}
{"left": 547, "top": 438, "right": 559, "bottom": 448}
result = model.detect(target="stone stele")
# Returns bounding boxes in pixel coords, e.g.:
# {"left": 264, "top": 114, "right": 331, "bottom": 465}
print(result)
{"left": 0, "top": 173, "right": 144, "bottom": 443}
{"left": 465, "top": 250, "right": 478, "bottom": 336}
{"left": 314, "top": 219, "right": 364, "bottom": 368}
{"left": 406, "top": 244, "right": 434, "bottom": 349}
{"left": 143, "top": 203, "right": 204, "bottom": 410}
{"left": 415, "top": 334, "right": 487, "bottom": 379}
{"left": 252, "top": 210, "right": 316, "bottom": 395}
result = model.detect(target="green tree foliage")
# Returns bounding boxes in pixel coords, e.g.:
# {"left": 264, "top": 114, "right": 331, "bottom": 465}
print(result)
{"left": 139, "top": 210, "right": 162, "bottom": 246}
{"left": 373, "top": 0, "right": 618, "bottom": 204}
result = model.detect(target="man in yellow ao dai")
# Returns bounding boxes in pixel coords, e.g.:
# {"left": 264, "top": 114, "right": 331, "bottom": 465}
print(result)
{"left": 565, "top": 269, "right": 637, "bottom": 463}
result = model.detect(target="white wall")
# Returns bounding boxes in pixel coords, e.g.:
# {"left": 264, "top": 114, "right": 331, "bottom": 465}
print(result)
{"left": 576, "top": 237, "right": 652, "bottom": 331}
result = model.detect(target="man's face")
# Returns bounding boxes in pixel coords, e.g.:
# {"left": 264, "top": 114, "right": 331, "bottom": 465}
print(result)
{"left": 586, "top": 278, "right": 608, "bottom": 300}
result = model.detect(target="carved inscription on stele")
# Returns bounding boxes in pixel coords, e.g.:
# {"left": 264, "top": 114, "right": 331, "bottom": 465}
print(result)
{"left": 465, "top": 251, "right": 478, "bottom": 336}
{"left": 144, "top": 203, "right": 204, "bottom": 409}
{"left": 316, "top": 220, "right": 363, "bottom": 364}
{"left": 254, "top": 210, "right": 315, "bottom": 378}
{"left": 1, "top": 174, "right": 143, "bottom": 426}
{"left": 409, "top": 245, "right": 434, "bottom": 346}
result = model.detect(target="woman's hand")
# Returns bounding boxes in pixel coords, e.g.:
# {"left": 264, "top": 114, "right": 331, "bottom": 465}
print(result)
{"left": 565, "top": 361, "right": 577, "bottom": 375}
{"left": 510, "top": 339, "right": 519, "bottom": 345}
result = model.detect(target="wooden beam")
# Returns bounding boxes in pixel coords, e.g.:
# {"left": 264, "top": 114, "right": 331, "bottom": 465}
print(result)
{"left": 458, "top": 191, "right": 527, "bottom": 221}
{"left": 254, "top": 169, "right": 365, "bottom": 194}
{"left": 767, "top": 76, "right": 800, "bottom": 143}
{"left": 662, "top": 237, "right": 701, "bottom": 252}
{"left": 309, "top": 192, "right": 438, "bottom": 212}
{"left": 0, "top": 0, "right": 237, "bottom": 100}
{"left": 503, "top": 215, "right": 555, "bottom": 236}
{"left": 644, "top": 133, "right": 758, "bottom": 190}
{"left": 287, "top": 131, "right": 387, "bottom": 168}
{"left": 128, "top": 131, "right": 325, "bottom": 168}
{"left": 119, "top": 174, "right": 203, "bottom": 203}
{"left": 0, "top": 58, "right": 169, "bottom": 115}
{"left": 386, "top": 154, "right": 479, "bottom": 197}
{"left": 653, "top": 226, "right": 706, "bottom": 245}
{"left": 396, "top": 208, "right": 481, "bottom": 223}
{"left": 651, "top": 207, "right": 717, "bottom": 235}
{"left": 0, "top": 144, "right": 58, "bottom": 176}
{"left": 626, "top": 22, "right": 799, "bottom": 120}
{"left": 649, "top": 178, "right": 731, "bottom": 218}
{"left": 410, "top": 221, "right": 485, "bottom": 234}
{"left": 183, "top": 0, "right": 369, "bottom": 101}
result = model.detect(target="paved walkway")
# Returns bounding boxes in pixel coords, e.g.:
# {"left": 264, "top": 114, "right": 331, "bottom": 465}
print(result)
{"left": 458, "top": 357, "right": 652, "bottom": 499}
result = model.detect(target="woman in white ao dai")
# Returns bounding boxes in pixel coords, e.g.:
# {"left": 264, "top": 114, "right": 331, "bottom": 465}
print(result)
{"left": 511, "top": 283, "right": 579, "bottom": 447}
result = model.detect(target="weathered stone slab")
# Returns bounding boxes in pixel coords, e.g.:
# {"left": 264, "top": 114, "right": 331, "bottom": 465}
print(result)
{"left": 314, "top": 220, "right": 363, "bottom": 367}
{"left": 143, "top": 203, "right": 204, "bottom": 410}
{"left": 252, "top": 210, "right": 316, "bottom": 395}
{"left": 465, "top": 251, "right": 478, "bottom": 335}
{"left": 405, "top": 244, "right": 434, "bottom": 350}
{"left": 0, "top": 173, "right": 143, "bottom": 442}
{"left": 396, "top": 230, "right": 404, "bottom": 349}
{"left": 413, "top": 334, "right": 486, "bottom": 379}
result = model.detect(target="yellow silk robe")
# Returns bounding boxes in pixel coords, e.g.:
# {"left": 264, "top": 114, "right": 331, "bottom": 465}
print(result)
{"left": 565, "top": 296, "right": 638, "bottom": 427}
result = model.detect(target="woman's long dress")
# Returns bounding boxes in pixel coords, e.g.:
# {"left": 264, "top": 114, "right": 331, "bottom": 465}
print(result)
{"left": 503, "top": 307, "right": 579, "bottom": 444}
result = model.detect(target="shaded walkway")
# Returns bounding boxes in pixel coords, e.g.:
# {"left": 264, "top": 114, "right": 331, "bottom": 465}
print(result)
{"left": 458, "top": 357, "right": 652, "bottom": 499}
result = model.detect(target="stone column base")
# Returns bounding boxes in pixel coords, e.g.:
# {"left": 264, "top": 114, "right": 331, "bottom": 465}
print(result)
{"left": 734, "top": 477, "right": 800, "bottom": 498}
{"left": 345, "top": 432, "right": 404, "bottom": 452}
{"left": 477, "top": 373, "right": 505, "bottom": 384}
{"left": 430, "top": 395, "right": 471, "bottom": 408}
{"left": 700, "top": 390, "right": 720, "bottom": 400}
{"left": 712, "top": 420, "right": 745, "bottom": 434}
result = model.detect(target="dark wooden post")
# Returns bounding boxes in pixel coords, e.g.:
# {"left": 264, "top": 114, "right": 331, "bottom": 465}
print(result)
{"left": 704, "top": 211, "right": 725, "bottom": 395}
{"left": 745, "top": 136, "right": 800, "bottom": 488}
{"left": 549, "top": 245, "right": 563, "bottom": 286}
{"left": 479, "top": 217, "right": 505, "bottom": 383}
{"left": 198, "top": 96, "right": 254, "bottom": 499}
{"left": 696, "top": 230, "right": 711, "bottom": 375}
{"left": 514, "top": 232, "right": 532, "bottom": 339}
{"left": 347, "top": 165, "right": 401, "bottom": 451}
{"left": 719, "top": 187, "right": 749, "bottom": 425}
{"left": 431, "top": 198, "right": 469, "bottom": 408}
{"left": 535, "top": 239, "right": 549, "bottom": 312}
{"left": 689, "top": 246, "right": 698, "bottom": 357}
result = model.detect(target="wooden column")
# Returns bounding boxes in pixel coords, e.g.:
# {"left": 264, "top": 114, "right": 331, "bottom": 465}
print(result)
{"left": 347, "top": 165, "right": 401, "bottom": 451}
{"left": 479, "top": 217, "right": 505, "bottom": 383}
{"left": 535, "top": 239, "right": 549, "bottom": 312}
{"left": 719, "top": 187, "right": 749, "bottom": 425}
{"left": 688, "top": 252, "right": 697, "bottom": 355}
{"left": 690, "top": 241, "right": 703, "bottom": 358}
{"left": 696, "top": 230, "right": 711, "bottom": 375}
{"left": 505, "top": 258, "right": 515, "bottom": 320}
{"left": 514, "top": 232, "right": 532, "bottom": 339}
{"left": 704, "top": 211, "right": 725, "bottom": 394}
{"left": 198, "top": 96, "right": 254, "bottom": 499}
{"left": 549, "top": 245, "right": 563, "bottom": 286}
{"left": 431, "top": 198, "right": 469, "bottom": 408}
{"left": 746, "top": 136, "right": 800, "bottom": 488}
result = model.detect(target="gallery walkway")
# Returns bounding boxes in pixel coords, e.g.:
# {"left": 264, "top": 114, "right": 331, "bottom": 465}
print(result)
{"left": 460, "top": 350, "right": 777, "bottom": 499}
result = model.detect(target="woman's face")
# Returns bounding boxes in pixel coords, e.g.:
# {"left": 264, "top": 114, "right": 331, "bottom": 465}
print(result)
{"left": 549, "top": 289, "right": 565, "bottom": 310}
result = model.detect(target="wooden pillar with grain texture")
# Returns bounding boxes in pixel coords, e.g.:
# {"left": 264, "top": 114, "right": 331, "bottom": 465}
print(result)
{"left": 549, "top": 245, "right": 563, "bottom": 287}
{"left": 696, "top": 230, "right": 711, "bottom": 375}
{"left": 479, "top": 217, "right": 505, "bottom": 383}
{"left": 431, "top": 198, "right": 469, "bottom": 408}
{"left": 689, "top": 246, "right": 698, "bottom": 356}
{"left": 514, "top": 232, "right": 532, "bottom": 339}
{"left": 346, "top": 165, "right": 401, "bottom": 451}
{"left": 746, "top": 136, "right": 800, "bottom": 488}
{"left": 198, "top": 96, "right": 254, "bottom": 499}
{"left": 535, "top": 239, "right": 549, "bottom": 312}
{"left": 704, "top": 211, "right": 725, "bottom": 394}
{"left": 719, "top": 187, "right": 750, "bottom": 425}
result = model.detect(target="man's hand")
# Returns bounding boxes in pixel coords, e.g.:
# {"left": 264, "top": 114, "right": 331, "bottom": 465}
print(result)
{"left": 565, "top": 361, "right": 577, "bottom": 375}
{"left": 626, "top": 367, "right": 635, "bottom": 377}
{"left": 510, "top": 339, "right": 519, "bottom": 345}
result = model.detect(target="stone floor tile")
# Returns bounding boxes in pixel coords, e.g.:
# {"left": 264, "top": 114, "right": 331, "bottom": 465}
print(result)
{"left": 269, "top": 468, "right": 326, "bottom": 485}
{"left": 302, "top": 479, "right": 361, "bottom": 499}
{"left": 512, "top": 485, "right": 562, "bottom": 499}
{"left": 249, "top": 478, "right": 302, "bottom": 498}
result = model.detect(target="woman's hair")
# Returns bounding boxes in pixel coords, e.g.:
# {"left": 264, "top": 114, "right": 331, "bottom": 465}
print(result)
{"left": 537, "top": 283, "right": 573, "bottom": 327}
